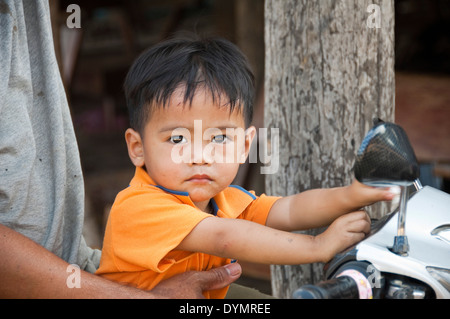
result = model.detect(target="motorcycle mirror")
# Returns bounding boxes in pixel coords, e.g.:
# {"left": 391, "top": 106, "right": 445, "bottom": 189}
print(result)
{"left": 354, "top": 119, "right": 420, "bottom": 187}
{"left": 354, "top": 119, "right": 421, "bottom": 256}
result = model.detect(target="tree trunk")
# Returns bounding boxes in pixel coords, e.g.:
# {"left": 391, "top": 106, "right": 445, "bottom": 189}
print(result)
{"left": 264, "top": 0, "right": 395, "bottom": 299}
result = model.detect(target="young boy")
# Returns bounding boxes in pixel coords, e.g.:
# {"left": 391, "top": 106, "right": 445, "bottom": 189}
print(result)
{"left": 96, "top": 35, "right": 396, "bottom": 298}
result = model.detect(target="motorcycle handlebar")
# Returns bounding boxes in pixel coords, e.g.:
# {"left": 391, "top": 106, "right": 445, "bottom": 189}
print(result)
{"left": 293, "top": 276, "right": 360, "bottom": 299}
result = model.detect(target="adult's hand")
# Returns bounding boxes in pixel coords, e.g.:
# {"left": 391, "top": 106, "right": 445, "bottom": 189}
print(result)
{"left": 151, "top": 262, "right": 242, "bottom": 299}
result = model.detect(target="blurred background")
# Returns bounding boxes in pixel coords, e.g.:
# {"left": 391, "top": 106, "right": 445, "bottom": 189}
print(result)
{"left": 49, "top": 0, "right": 449, "bottom": 295}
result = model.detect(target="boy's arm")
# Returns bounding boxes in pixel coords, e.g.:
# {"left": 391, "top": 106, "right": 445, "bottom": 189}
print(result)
{"left": 177, "top": 211, "right": 370, "bottom": 265}
{"left": 265, "top": 179, "right": 397, "bottom": 231}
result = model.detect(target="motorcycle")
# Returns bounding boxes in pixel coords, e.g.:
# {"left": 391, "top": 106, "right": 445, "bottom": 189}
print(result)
{"left": 293, "top": 119, "right": 450, "bottom": 299}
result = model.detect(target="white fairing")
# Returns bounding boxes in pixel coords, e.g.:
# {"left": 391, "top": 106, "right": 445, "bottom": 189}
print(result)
{"left": 356, "top": 186, "right": 450, "bottom": 298}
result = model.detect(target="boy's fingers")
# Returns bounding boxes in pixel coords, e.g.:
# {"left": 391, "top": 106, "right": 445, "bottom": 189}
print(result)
{"left": 343, "top": 210, "right": 369, "bottom": 222}
{"left": 343, "top": 211, "right": 371, "bottom": 235}
{"left": 387, "top": 186, "right": 401, "bottom": 205}
{"left": 351, "top": 232, "right": 367, "bottom": 244}
{"left": 349, "top": 218, "right": 371, "bottom": 235}
{"left": 352, "top": 179, "right": 402, "bottom": 203}
{"left": 375, "top": 185, "right": 402, "bottom": 202}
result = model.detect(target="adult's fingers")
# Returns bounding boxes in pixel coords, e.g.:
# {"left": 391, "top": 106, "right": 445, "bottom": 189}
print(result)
{"left": 150, "top": 263, "right": 242, "bottom": 299}
{"left": 197, "top": 262, "right": 242, "bottom": 292}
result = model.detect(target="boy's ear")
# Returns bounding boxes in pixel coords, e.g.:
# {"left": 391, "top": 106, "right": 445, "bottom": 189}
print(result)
{"left": 240, "top": 126, "right": 257, "bottom": 163}
{"left": 125, "top": 128, "right": 145, "bottom": 167}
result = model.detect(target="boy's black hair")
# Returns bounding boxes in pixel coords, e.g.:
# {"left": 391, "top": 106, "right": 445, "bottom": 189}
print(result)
{"left": 123, "top": 34, "right": 255, "bottom": 134}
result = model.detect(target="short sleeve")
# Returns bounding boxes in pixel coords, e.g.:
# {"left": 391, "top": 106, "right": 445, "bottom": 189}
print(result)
{"left": 239, "top": 193, "right": 281, "bottom": 225}
{"left": 105, "top": 187, "right": 212, "bottom": 273}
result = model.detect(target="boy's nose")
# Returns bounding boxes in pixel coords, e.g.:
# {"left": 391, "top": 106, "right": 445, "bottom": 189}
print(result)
{"left": 191, "top": 143, "right": 213, "bottom": 165}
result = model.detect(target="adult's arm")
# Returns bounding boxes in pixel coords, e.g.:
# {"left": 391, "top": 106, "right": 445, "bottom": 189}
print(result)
{"left": 0, "top": 224, "right": 241, "bottom": 299}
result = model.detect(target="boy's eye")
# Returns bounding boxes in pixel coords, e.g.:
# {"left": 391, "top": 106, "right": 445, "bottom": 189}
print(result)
{"left": 170, "top": 135, "right": 187, "bottom": 144}
{"left": 211, "top": 135, "right": 229, "bottom": 144}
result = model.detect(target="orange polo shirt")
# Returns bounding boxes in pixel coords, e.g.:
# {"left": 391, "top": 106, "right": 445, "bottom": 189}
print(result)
{"left": 96, "top": 167, "right": 280, "bottom": 299}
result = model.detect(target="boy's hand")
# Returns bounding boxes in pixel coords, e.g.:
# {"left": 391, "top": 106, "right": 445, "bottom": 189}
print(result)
{"left": 345, "top": 179, "right": 401, "bottom": 209}
{"left": 316, "top": 210, "right": 371, "bottom": 263}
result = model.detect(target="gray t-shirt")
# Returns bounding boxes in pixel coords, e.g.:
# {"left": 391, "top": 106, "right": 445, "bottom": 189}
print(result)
{"left": 0, "top": 0, "right": 99, "bottom": 272}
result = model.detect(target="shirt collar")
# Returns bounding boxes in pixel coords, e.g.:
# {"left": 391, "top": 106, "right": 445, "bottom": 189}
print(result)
{"left": 130, "top": 167, "right": 255, "bottom": 218}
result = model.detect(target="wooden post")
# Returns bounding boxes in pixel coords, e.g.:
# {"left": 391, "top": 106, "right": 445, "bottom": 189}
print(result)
{"left": 264, "top": 0, "right": 395, "bottom": 298}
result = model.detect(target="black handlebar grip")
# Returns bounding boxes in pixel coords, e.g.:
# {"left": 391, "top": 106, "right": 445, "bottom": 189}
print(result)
{"left": 292, "top": 276, "right": 359, "bottom": 299}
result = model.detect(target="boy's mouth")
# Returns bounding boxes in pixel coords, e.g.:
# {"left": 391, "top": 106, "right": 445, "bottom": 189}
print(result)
{"left": 187, "top": 174, "right": 212, "bottom": 184}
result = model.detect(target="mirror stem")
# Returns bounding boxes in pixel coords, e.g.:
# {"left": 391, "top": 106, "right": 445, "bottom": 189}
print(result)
{"left": 392, "top": 185, "right": 409, "bottom": 256}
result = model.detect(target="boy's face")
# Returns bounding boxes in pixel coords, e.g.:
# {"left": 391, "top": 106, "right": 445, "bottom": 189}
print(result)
{"left": 125, "top": 87, "right": 256, "bottom": 212}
